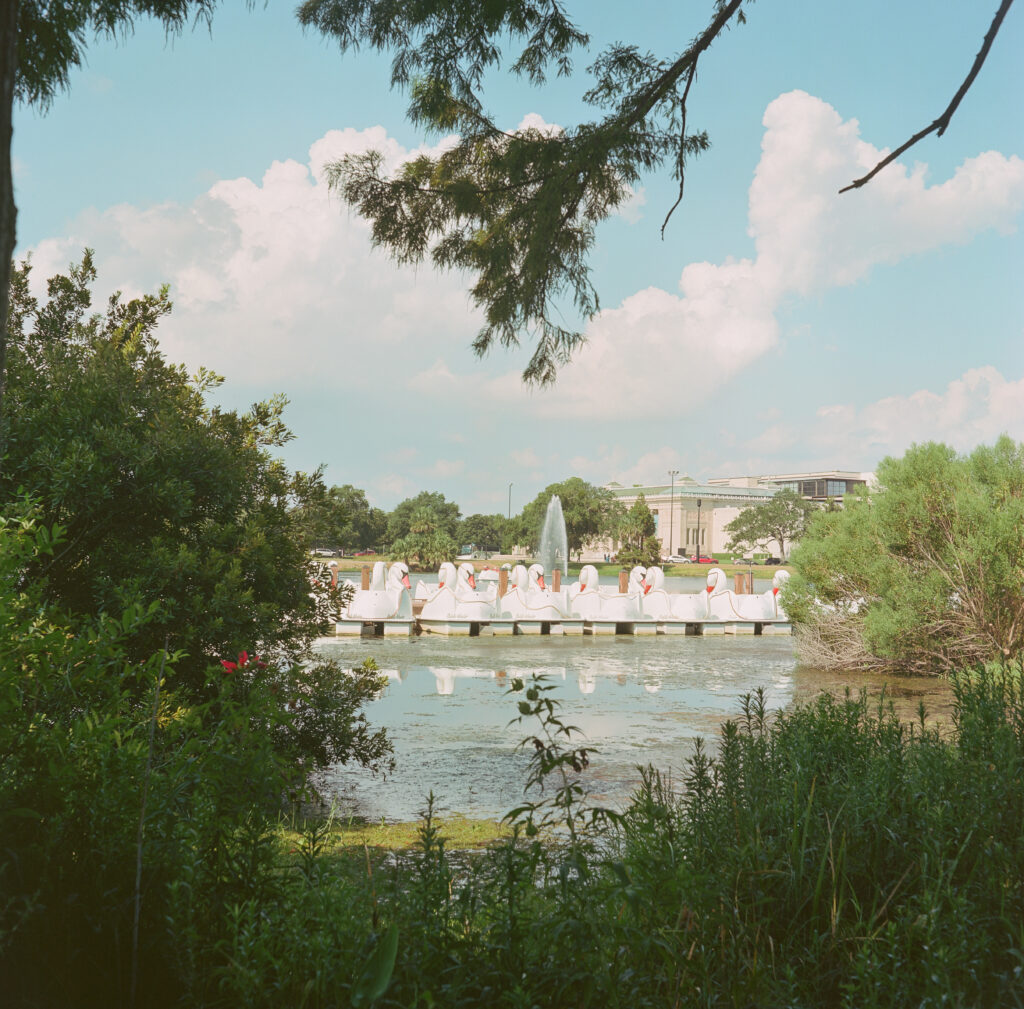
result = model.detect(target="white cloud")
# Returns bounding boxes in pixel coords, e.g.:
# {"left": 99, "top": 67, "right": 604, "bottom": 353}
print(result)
{"left": 373, "top": 473, "right": 416, "bottom": 502}
{"left": 584, "top": 447, "right": 692, "bottom": 487}
{"left": 420, "top": 91, "right": 1024, "bottom": 419}
{"left": 386, "top": 447, "right": 418, "bottom": 465}
{"left": 718, "top": 366, "right": 1024, "bottom": 472}
{"left": 812, "top": 366, "right": 1024, "bottom": 459}
{"left": 24, "top": 128, "right": 479, "bottom": 386}
{"left": 511, "top": 448, "right": 542, "bottom": 468}
{"left": 427, "top": 459, "right": 466, "bottom": 478}
{"left": 615, "top": 185, "right": 647, "bottom": 225}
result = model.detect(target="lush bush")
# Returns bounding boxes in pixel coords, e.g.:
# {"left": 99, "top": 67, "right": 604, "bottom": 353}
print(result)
{"left": 2, "top": 253, "right": 329, "bottom": 688}
{"left": 148, "top": 668, "right": 1024, "bottom": 1009}
{"left": 788, "top": 438, "right": 1024, "bottom": 674}
{"left": 0, "top": 508, "right": 389, "bottom": 1007}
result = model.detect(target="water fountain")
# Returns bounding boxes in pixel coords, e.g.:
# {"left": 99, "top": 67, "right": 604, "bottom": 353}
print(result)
{"left": 539, "top": 495, "right": 568, "bottom": 577}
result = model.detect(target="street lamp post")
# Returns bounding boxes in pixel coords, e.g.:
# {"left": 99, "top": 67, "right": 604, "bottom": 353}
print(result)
{"left": 696, "top": 498, "right": 703, "bottom": 560}
{"left": 508, "top": 482, "right": 513, "bottom": 521}
{"left": 667, "top": 469, "right": 679, "bottom": 558}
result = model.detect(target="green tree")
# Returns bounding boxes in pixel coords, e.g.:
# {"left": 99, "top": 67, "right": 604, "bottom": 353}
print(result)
{"left": 459, "top": 512, "right": 506, "bottom": 552}
{"left": 3, "top": 1, "right": 242, "bottom": 430}
{"left": 2, "top": 252, "right": 328, "bottom": 687}
{"left": 294, "top": 482, "right": 386, "bottom": 552}
{"left": 788, "top": 437, "right": 1024, "bottom": 675}
{"left": 0, "top": 506, "right": 390, "bottom": 1004}
{"left": 616, "top": 493, "right": 661, "bottom": 567}
{"left": 520, "top": 477, "right": 619, "bottom": 560}
{"left": 386, "top": 490, "right": 461, "bottom": 544}
{"left": 389, "top": 506, "right": 458, "bottom": 568}
{"left": 300, "top": 0, "right": 1015, "bottom": 383}
{"left": 725, "top": 488, "right": 817, "bottom": 560}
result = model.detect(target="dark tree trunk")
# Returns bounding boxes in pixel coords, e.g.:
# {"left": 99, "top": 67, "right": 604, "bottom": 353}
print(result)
{"left": 0, "top": 0, "right": 17, "bottom": 464}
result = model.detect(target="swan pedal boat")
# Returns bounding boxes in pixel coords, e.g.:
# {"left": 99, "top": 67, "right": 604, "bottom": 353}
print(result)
{"left": 334, "top": 561, "right": 416, "bottom": 635}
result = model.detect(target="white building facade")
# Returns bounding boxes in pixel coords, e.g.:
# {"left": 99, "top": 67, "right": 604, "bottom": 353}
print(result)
{"left": 596, "top": 477, "right": 779, "bottom": 560}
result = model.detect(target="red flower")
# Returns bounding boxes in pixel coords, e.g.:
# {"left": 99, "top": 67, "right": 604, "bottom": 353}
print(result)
{"left": 221, "top": 650, "right": 266, "bottom": 674}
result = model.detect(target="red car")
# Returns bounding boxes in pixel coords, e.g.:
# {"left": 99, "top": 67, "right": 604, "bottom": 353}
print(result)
{"left": 689, "top": 554, "right": 715, "bottom": 564}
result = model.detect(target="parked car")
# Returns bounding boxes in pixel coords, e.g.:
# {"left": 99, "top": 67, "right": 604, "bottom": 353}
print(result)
{"left": 664, "top": 554, "right": 689, "bottom": 564}
{"left": 762, "top": 556, "right": 783, "bottom": 565}
{"left": 689, "top": 554, "right": 715, "bottom": 564}
{"left": 353, "top": 549, "right": 376, "bottom": 556}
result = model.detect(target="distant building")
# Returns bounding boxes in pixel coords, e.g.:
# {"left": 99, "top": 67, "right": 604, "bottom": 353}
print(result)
{"left": 707, "top": 470, "right": 874, "bottom": 502}
{"left": 597, "top": 477, "right": 778, "bottom": 560}
{"left": 594, "top": 469, "right": 873, "bottom": 562}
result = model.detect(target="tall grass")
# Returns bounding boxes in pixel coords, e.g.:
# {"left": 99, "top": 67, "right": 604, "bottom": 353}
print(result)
{"left": 5, "top": 663, "right": 1023, "bottom": 1007}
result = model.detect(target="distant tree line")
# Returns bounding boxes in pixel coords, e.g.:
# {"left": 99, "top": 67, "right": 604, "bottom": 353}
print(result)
{"left": 295, "top": 476, "right": 647, "bottom": 566}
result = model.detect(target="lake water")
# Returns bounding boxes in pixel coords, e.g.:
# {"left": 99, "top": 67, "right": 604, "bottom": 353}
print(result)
{"left": 318, "top": 574, "right": 955, "bottom": 822}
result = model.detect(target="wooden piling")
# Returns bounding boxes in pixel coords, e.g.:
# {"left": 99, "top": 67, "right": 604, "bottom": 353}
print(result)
{"left": 619, "top": 569, "right": 628, "bottom": 593}
{"left": 361, "top": 565, "right": 370, "bottom": 590}
{"left": 498, "top": 568, "right": 508, "bottom": 596}
{"left": 552, "top": 569, "right": 561, "bottom": 591}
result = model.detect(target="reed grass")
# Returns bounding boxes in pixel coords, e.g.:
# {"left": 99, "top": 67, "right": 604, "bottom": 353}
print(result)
{"left": 5, "top": 663, "right": 1022, "bottom": 1007}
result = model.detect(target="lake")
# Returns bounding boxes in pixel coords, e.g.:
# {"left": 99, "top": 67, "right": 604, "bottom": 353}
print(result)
{"left": 316, "top": 625, "right": 956, "bottom": 822}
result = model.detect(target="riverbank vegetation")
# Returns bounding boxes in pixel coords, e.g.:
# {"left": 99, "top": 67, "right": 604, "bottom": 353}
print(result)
{"left": 3, "top": 257, "right": 1022, "bottom": 1006}
{"left": 788, "top": 438, "right": 1024, "bottom": 676}
{"left": 4, "top": 638, "right": 1022, "bottom": 1006}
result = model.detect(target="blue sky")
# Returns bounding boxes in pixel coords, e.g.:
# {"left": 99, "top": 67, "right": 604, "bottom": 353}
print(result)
{"left": 13, "top": 1, "right": 1024, "bottom": 515}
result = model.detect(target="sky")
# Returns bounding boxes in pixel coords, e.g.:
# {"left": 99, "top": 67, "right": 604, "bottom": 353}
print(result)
{"left": 12, "top": 0, "right": 1024, "bottom": 516}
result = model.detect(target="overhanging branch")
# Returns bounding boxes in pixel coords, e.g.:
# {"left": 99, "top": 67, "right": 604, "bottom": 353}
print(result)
{"left": 840, "top": 0, "right": 1015, "bottom": 193}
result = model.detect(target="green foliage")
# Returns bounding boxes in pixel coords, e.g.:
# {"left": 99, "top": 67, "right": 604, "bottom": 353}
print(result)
{"left": 725, "top": 486, "right": 817, "bottom": 558}
{"left": 2, "top": 253, "right": 327, "bottom": 687}
{"left": 151, "top": 663, "right": 1024, "bottom": 1009}
{"left": 519, "top": 476, "right": 619, "bottom": 559}
{"left": 389, "top": 504, "right": 459, "bottom": 568}
{"left": 386, "top": 490, "right": 461, "bottom": 543}
{"left": 458, "top": 511, "right": 506, "bottom": 552}
{"left": 293, "top": 482, "right": 387, "bottom": 552}
{"left": 616, "top": 492, "right": 661, "bottom": 567}
{"left": 301, "top": 0, "right": 739, "bottom": 382}
{"left": 0, "top": 506, "right": 391, "bottom": 1006}
{"left": 789, "top": 438, "right": 1024, "bottom": 674}
{"left": 6, "top": 500, "right": 1024, "bottom": 1009}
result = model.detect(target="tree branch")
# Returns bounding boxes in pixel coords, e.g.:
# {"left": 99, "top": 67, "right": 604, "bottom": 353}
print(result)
{"left": 840, "top": 0, "right": 1015, "bottom": 193}
{"left": 661, "top": 59, "right": 698, "bottom": 238}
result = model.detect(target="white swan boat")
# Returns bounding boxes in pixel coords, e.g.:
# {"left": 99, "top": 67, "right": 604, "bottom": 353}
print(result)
{"left": 335, "top": 561, "right": 415, "bottom": 635}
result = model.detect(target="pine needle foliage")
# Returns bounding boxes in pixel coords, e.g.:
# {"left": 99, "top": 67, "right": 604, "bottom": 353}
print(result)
{"left": 300, "top": 0, "right": 739, "bottom": 383}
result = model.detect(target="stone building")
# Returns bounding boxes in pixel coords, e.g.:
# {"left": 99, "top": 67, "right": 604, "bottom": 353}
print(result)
{"left": 593, "top": 470, "right": 874, "bottom": 561}
{"left": 595, "top": 477, "right": 779, "bottom": 560}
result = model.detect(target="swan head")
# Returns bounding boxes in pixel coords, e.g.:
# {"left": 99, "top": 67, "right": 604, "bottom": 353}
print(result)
{"left": 578, "top": 564, "right": 598, "bottom": 591}
{"left": 390, "top": 561, "right": 411, "bottom": 591}
{"left": 773, "top": 569, "right": 790, "bottom": 595}
{"left": 628, "top": 565, "right": 647, "bottom": 592}
{"left": 527, "top": 563, "right": 546, "bottom": 591}
{"left": 643, "top": 566, "right": 664, "bottom": 594}
{"left": 511, "top": 564, "right": 528, "bottom": 590}
{"left": 457, "top": 562, "right": 477, "bottom": 591}
{"left": 706, "top": 567, "right": 727, "bottom": 594}
{"left": 438, "top": 561, "right": 457, "bottom": 589}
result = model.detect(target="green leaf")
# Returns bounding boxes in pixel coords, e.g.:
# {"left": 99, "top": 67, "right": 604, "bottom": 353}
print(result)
{"left": 350, "top": 923, "right": 398, "bottom": 1007}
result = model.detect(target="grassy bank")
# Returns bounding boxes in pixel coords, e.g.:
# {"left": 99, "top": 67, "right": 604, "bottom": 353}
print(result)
{"left": 278, "top": 812, "right": 510, "bottom": 855}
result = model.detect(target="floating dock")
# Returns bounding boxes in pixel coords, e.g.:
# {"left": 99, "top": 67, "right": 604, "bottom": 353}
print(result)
{"left": 329, "top": 617, "right": 791, "bottom": 637}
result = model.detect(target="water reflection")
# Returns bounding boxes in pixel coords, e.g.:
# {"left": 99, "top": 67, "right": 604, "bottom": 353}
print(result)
{"left": 318, "top": 634, "right": 800, "bottom": 821}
